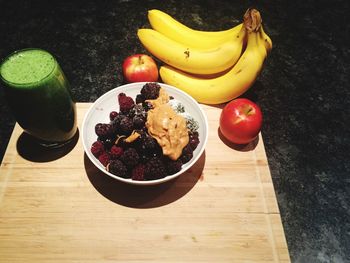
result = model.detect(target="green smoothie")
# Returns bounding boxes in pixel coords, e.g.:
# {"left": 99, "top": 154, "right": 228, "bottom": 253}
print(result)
{"left": 0, "top": 48, "right": 77, "bottom": 145}
{"left": 1, "top": 49, "right": 56, "bottom": 85}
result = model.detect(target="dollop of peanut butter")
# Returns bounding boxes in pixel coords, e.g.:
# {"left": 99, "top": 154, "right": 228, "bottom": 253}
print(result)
{"left": 146, "top": 88, "right": 189, "bottom": 160}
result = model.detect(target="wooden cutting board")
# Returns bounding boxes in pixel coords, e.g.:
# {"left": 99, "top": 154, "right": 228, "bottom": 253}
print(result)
{"left": 0, "top": 103, "right": 290, "bottom": 262}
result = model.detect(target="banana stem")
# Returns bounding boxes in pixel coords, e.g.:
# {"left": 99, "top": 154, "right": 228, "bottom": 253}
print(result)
{"left": 243, "top": 8, "right": 262, "bottom": 33}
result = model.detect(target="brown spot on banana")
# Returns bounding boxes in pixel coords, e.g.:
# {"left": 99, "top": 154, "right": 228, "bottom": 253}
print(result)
{"left": 184, "top": 49, "right": 190, "bottom": 59}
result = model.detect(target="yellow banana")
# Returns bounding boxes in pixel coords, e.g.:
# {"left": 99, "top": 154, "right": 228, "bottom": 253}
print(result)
{"left": 137, "top": 25, "right": 246, "bottom": 75}
{"left": 147, "top": 9, "right": 272, "bottom": 51}
{"left": 159, "top": 9, "right": 270, "bottom": 104}
{"left": 148, "top": 9, "right": 243, "bottom": 49}
{"left": 260, "top": 25, "right": 273, "bottom": 52}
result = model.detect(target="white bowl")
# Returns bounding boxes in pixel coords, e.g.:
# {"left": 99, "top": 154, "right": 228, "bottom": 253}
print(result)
{"left": 82, "top": 82, "right": 209, "bottom": 185}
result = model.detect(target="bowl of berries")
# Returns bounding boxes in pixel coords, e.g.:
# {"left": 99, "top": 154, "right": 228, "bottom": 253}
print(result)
{"left": 82, "top": 82, "right": 208, "bottom": 185}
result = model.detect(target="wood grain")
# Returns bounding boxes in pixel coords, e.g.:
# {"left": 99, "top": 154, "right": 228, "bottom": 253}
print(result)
{"left": 0, "top": 103, "right": 290, "bottom": 262}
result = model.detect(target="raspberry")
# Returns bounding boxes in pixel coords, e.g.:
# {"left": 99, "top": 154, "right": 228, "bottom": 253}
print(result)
{"left": 141, "top": 82, "right": 161, "bottom": 100}
{"left": 98, "top": 152, "right": 110, "bottom": 167}
{"left": 120, "top": 148, "right": 139, "bottom": 168}
{"left": 144, "top": 156, "right": 166, "bottom": 180}
{"left": 91, "top": 141, "right": 104, "bottom": 158}
{"left": 110, "top": 145, "right": 123, "bottom": 159}
{"left": 131, "top": 164, "right": 145, "bottom": 181}
{"left": 108, "top": 160, "right": 128, "bottom": 178}
{"left": 118, "top": 93, "right": 135, "bottom": 113}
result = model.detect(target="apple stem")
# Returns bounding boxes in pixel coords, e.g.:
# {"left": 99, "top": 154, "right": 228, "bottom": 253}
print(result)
{"left": 241, "top": 105, "right": 255, "bottom": 116}
{"left": 246, "top": 107, "right": 254, "bottom": 115}
{"left": 138, "top": 55, "right": 143, "bottom": 64}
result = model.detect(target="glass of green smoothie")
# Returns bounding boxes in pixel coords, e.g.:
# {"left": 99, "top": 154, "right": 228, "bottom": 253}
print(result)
{"left": 0, "top": 48, "right": 77, "bottom": 148}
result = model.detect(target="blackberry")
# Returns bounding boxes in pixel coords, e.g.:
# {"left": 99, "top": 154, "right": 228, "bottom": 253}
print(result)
{"left": 128, "top": 104, "right": 146, "bottom": 119}
{"left": 131, "top": 164, "right": 145, "bottom": 181}
{"left": 120, "top": 148, "right": 139, "bottom": 168}
{"left": 115, "top": 137, "right": 128, "bottom": 148}
{"left": 118, "top": 93, "right": 135, "bottom": 113}
{"left": 136, "top": 94, "right": 145, "bottom": 104}
{"left": 182, "top": 144, "right": 193, "bottom": 155}
{"left": 132, "top": 129, "right": 146, "bottom": 143}
{"left": 133, "top": 115, "right": 146, "bottom": 129}
{"left": 165, "top": 159, "right": 183, "bottom": 175}
{"left": 142, "top": 101, "right": 154, "bottom": 112}
{"left": 91, "top": 141, "right": 104, "bottom": 158}
{"left": 180, "top": 144, "right": 193, "bottom": 164}
{"left": 108, "top": 160, "right": 128, "bottom": 178}
{"left": 189, "top": 132, "right": 200, "bottom": 151}
{"left": 109, "top": 111, "right": 119, "bottom": 121}
{"left": 95, "top": 123, "right": 103, "bottom": 134}
{"left": 139, "top": 134, "right": 162, "bottom": 156}
{"left": 139, "top": 153, "right": 150, "bottom": 164}
{"left": 181, "top": 152, "right": 193, "bottom": 164}
{"left": 110, "top": 113, "right": 124, "bottom": 130}
{"left": 98, "top": 137, "right": 114, "bottom": 150}
{"left": 144, "top": 156, "right": 167, "bottom": 180}
{"left": 119, "top": 116, "right": 134, "bottom": 135}
{"left": 140, "top": 82, "right": 161, "bottom": 100}
{"left": 95, "top": 123, "right": 113, "bottom": 139}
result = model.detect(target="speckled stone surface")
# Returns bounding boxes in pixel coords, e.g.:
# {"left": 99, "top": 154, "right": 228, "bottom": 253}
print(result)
{"left": 1, "top": 0, "right": 349, "bottom": 262}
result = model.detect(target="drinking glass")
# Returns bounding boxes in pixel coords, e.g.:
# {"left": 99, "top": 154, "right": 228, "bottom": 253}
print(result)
{"left": 0, "top": 48, "right": 77, "bottom": 147}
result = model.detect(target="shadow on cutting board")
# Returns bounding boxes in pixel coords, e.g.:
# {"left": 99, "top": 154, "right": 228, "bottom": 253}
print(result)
{"left": 16, "top": 129, "right": 79, "bottom": 162}
{"left": 217, "top": 127, "right": 259, "bottom": 152}
{"left": 84, "top": 151, "right": 206, "bottom": 208}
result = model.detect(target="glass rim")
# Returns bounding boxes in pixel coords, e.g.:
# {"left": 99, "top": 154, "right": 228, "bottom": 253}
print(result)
{"left": 0, "top": 48, "right": 58, "bottom": 87}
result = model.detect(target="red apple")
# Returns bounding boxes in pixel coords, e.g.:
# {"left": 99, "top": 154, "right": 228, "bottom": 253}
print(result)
{"left": 219, "top": 98, "right": 263, "bottom": 144}
{"left": 122, "top": 54, "right": 159, "bottom": 83}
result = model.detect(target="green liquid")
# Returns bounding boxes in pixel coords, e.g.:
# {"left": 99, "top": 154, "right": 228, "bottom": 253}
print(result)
{"left": 0, "top": 49, "right": 56, "bottom": 85}
{"left": 0, "top": 49, "right": 77, "bottom": 144}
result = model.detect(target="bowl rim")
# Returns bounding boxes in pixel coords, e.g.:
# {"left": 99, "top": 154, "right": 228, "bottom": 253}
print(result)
{"left": 82, "top": 82, "right": 209, "bottom": 186}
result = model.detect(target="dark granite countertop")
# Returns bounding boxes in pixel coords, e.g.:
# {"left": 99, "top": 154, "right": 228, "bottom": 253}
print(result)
{"left": 1, "top": 0, "right": 349, "bottom": 262}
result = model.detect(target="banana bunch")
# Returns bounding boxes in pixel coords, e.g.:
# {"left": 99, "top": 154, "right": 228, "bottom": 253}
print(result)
{"left": 147, "top": 9, "right": 243, "bottom": 49}
{"left": 137, "top": 8, "right": 272, "bottom": 104}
